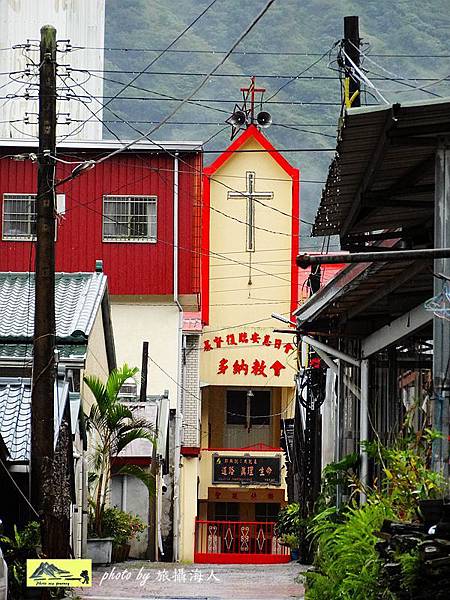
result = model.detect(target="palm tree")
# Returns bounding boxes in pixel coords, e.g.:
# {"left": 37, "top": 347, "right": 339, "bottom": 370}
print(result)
{"left": 84, "top": 364, "right": 155, "bottom": 537}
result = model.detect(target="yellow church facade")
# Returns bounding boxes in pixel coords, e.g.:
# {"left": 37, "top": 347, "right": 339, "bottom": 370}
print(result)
{"left": 178, "top": 124, "right": 299, "bottom": 563}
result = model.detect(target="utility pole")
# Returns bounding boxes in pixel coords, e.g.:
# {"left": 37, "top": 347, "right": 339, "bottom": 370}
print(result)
{"left": 140, "top": 341, "right": 149, "bottom": 402}
{"left": 343, "top": 16, "right": 360, "bottom": 108}
{"left": 31, "top": 25, "right": 67, "bottom": 560}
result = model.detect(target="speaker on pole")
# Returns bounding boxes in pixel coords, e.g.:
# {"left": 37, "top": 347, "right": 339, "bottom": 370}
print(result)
{"left": 256, "top": 111, "right": 272, "bottom": 128}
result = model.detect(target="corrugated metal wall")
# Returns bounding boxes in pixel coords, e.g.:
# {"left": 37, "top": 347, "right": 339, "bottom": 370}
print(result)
{"left": 0, "top": 149, "right": 202, "bottom": 296}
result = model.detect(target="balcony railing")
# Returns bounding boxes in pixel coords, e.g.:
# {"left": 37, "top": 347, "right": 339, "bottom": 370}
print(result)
{"left": 194, "top": 519, "right": 290, "bottom": 564}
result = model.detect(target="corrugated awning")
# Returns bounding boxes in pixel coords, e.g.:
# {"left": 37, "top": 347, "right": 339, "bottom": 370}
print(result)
{"left": 313, "top": 98, "right": 450, "bottom": 238}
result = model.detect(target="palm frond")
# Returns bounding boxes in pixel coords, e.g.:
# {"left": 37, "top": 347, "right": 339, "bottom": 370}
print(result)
{"left": 106, "top": 364, "right": 139, "bottom": 402}
{"left": 113, "top": 428, "right": 156, "bottom": 455}
{"left": 116, "top": 464, "right": 156, "bottom": 494}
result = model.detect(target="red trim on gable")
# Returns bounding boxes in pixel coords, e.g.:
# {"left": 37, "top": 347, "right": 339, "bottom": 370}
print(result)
{"left": 203, "top": 124, "right": 297, "bottom": 179}
{"left": 201, "top": 125, "right": 300, "bottom": 324}
{"left": 201, "top": 174, "right": 211, "bottom": 325}
{"left": 291, "top": 169, "right": 300, "bottom": 316}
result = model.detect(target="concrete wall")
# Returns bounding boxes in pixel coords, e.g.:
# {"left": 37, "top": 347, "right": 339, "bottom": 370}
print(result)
{"left": 111, "top": 474, "right": 150, "bottom": 559}
{"left": 179, "top": 456, "right": 199, "bottom": 562}
{"left": 81, "top": 308, "right": 109, "bottom": 411}
{"left": 111, "top": 298, "right": 181, "bottom": 408}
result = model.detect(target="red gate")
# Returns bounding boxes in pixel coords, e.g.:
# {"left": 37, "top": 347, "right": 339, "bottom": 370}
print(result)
{"left": 194, "top": 519, "right": 290, "bottom": 564}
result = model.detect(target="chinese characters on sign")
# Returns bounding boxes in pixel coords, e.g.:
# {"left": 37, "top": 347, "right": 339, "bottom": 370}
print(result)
{"left": 212, "top": 454, "right": 281, "bottom": 485}
{"left": 203, "top": 330, "right": 295, "bottom": 378}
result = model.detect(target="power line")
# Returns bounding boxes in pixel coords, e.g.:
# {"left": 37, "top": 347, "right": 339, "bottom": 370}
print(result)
{"left": 62, "top": 189, "right": 294, "bottom": 284}
{"left": 268, "top": 43, "right": 339, "bottom": 100}
{"left": 72, "top": 68, "right": 343, "bottom": 79}
{"left": 64, "top": 68, "right": 450, "bottom": 82}
{"left": 89, "top": 0, "right": 220, "bottom": 126}
{"left": 62, "top": 46, "right": 450, "bottom": 58}
{"left": 51, "top": 76, "right": 322, "bottom": 230}
{"left": 55, "top": 74, "right": 317, "bottom": 232}
{"left": 25, "top": 93, "right": 344, "bottom": 106}
{"left": 90, "top": 0, "right": 279, "bottom": 168}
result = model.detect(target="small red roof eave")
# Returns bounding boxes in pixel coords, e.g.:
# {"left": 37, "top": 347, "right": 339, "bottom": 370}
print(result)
{"left": 203, "top": 124, "right": 299, "bottom": 179}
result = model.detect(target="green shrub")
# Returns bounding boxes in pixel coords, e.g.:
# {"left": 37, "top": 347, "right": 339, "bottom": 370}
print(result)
{"left": 0, "top": 522, "right": 41, "bottom": 599}
{"left": 275, "top": 502, "right": 301, "bottom": 538}
{"left": 101, "top": 506, "right": 146, "bottom": 545}
{"left": 306, "top": 502, "right": 394, "bottom": 600}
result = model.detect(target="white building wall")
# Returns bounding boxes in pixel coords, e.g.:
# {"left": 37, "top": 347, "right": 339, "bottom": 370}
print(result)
{"left": 111, "top": 299, "right": 181, "bottom": 409}
{"left": 0, "top": 0, "right": 105, "bottom": 140}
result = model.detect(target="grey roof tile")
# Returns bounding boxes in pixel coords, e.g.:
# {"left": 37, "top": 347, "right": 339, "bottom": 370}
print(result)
{"left": 0, "top": 272, "right": 107, "bottom": 340}
{"left": 0, "top": 378, "right": 69, "bottom": 462}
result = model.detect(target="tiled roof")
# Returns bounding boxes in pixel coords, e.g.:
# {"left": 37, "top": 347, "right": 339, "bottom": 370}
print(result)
{"left": 0, "top": 377, "right": 69, "bottom": 462}
{"left": 0, "top": 344, "right": 87, "bottom": 361}
{"left": 0, "top": 272, "right": 107, "bottom": 341}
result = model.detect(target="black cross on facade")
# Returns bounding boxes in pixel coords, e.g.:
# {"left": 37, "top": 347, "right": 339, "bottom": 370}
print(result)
{"left": 227, "top": 172, "right": 274, "bottom": 252}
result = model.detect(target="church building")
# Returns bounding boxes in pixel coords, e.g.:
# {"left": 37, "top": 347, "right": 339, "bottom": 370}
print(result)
{"left": 178, "top": 92, "right": 300, "bottom": 562}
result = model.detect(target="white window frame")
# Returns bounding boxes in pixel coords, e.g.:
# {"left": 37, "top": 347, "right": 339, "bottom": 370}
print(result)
{"left": 102, "top": 195, "right": 157, "bottom": 243}
{"left": 2, "top": 193, "right": 63, "bottom": 241}
{"left": 2, "top": 193, "right": 37, "bottom": 241}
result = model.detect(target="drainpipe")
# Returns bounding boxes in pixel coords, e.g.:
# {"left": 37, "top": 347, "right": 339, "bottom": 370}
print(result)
{"left": 360, "top": 359, "right": 370, "bottom": 503}
{"left": 121, "top": 475, "right": 127, "bottom": 512}
{"left": 173, "top": 151, "right": 183, "bottom": 561}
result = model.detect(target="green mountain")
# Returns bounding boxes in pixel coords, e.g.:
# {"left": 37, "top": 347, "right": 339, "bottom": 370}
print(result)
{"left": 103, "top": 0, "right": 450, "bottom": 246}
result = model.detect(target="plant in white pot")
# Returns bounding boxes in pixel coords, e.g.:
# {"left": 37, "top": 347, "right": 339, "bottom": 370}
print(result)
{"left": 84, "top": 364, "right": 155, "bottom": 564}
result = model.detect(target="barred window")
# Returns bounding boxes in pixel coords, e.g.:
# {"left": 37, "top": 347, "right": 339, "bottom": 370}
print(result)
{"left": 103, "top": 195, "right": 157, "bottom": 242}
{"left": 2, "top": 194, "right": 36, "bottom": 240}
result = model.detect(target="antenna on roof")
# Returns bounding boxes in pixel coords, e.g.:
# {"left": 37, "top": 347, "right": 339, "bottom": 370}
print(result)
{"left": 226, "top": 76, "right": 272, "bottom": 139}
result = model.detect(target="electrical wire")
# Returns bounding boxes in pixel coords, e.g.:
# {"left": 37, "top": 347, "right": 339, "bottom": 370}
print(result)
{"left": 65, "top": 46, "right": 450, "bottom": 59}
{"left": 53, "top": 76, "right": 317, "bottom": 228}
{"left": 268, "top": 43, "right": 339, "bottom": 101}
{"left": 86, "top": 0, "right": 220, "bottom": 127}
{"left": 61, "top": 186, "right": 294, "bottom": 284}
{"left": 79, "top": 0, "right": 279, "bottom": 167}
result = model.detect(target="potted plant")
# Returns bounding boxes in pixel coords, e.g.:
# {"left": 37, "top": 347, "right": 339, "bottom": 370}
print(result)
{"left": 281, "top": 533, "right": 300, "bottom": 561}
{"left": 84, "top": 364, "right": 155, "bottom": 564}
{"left": 275, "top": 503, "right": 302, "bottom": 561}
{"left": 102, "top": 507, "right": 146, "bottom": 562}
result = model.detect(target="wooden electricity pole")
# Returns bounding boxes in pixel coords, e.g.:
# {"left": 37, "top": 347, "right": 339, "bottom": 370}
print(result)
{"left": 31, "top": 24, "right": 66, "bottom": 560}
{"left": 343, "top": 16, "right": 361, "bottom": 108}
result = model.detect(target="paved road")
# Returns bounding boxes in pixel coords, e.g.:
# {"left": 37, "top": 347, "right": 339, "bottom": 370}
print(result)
{"left": 79, "top": 561, "right": 306, "bottom": 600}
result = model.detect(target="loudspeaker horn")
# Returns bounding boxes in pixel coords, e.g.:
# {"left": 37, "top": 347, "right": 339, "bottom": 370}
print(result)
{"left": 228, "top": 109, "right": 247, "bottom": 128}
{"left": 256, "top": 111, "right": 272, "bottom": 128}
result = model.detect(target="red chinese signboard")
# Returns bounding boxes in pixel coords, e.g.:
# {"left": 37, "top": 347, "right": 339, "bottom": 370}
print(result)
{"left": 203, "top": 330, "right": 295, "bottom": 379}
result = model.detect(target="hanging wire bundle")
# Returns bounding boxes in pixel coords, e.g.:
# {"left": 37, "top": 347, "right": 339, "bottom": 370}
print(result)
{"left": 424, "top": 280, "right": 450, "bottom": 321}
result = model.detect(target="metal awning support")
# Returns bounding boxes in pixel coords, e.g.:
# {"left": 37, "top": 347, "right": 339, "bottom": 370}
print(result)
{"left": 360, "top": 359, "right": 369, "bottom": 502}
{"left": 301, "top": 334, "right": 368, "bottom": 501}
{"left": 314, "top": 346, "right": 361, "bottom": 400}
{"left": 302, "top": 334, "right": 360, "bottom": 368}
{"left": 432, "top": 141, "right": 450, "bottom": 477}
{"left": 361, "top": 303, "right": 431, "bottom": 358}
{"left": 297, "top": 247, "right": 450, "bottom": 268}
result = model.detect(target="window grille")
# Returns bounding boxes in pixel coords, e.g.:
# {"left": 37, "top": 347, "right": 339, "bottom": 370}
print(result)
{"left": 103, "top": 195, "right": 157, "bottom": 242}
{"left": 2, "top": 194, "right": 36, "bottom": 240}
